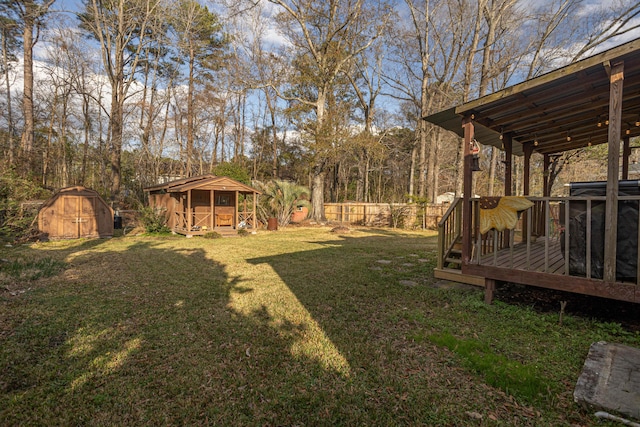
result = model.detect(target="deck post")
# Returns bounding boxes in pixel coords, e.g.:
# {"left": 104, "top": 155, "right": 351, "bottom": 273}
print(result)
{"left": 462, "top": 115, "right": 475, "bottom": 265}
{"left": 604, "top": 60, "right": 624, "bottom": 283}
{"left": 522, "top": 142, "right": 533, "bottom": 241}
{"left": 484, "top": 278, "right": 496, "bottom": 304}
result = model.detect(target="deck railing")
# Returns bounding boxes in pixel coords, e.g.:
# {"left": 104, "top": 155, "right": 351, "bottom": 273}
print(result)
{"left": 437, "top": 198, "right": 462, "bottom": 270}
{"left": 471, "top": 196, "right": 640, "bottom": 285}
{"left": 173, "top": 209, "right": 209, "bottom": 232}
{"left": 238, "top": 210, "right": 255, "bottom": 228}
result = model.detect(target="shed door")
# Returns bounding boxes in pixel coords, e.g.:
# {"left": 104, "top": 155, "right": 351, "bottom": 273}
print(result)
{"left": 79, "top": 197, "right": 97, "bottom": 237}
{"left": 60, "top": 196, "right": 97, "bottom": 238}
{"left": 61, "top": 196, "right": 80, "bottom": 238}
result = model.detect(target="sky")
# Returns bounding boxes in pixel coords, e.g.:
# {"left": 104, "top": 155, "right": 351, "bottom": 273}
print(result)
{"left": 7, "top": 0, "right": 640, "bottom": 153}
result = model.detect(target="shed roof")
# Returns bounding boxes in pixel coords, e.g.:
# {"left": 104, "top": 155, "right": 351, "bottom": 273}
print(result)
{"left": 424, "top": 38, "right": 640, "bottom": 156}
{"left": 144, "top": 175, "right": 260, "bottom": 194}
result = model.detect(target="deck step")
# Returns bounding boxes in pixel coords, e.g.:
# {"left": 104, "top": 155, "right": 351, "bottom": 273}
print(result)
{"left": 445, "top": 257, "right": 462, "bottom": 265}
{"left": 434, "top": 268, "right": 486, "bottom": 287}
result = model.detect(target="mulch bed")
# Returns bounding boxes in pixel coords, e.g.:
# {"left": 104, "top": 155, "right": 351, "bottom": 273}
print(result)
{"left": 495, "top": 282, "right": 640, "bottom": 332}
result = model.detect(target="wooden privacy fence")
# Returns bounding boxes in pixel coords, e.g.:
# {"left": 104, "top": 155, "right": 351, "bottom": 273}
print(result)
{"left": 324, "top": 202, "right": 449, "bottom": 229}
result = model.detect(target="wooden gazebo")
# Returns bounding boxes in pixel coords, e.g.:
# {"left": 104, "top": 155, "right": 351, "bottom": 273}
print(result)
{"left": 145, "top": 175, "right": 260, "bottom": 236}
{"left": 426, "top": 39, "right": 640, "bottom": 303}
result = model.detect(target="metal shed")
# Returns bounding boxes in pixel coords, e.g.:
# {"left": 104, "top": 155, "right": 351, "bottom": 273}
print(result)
{"left": 38, "top": 186, "right": 114, "bottom": 239}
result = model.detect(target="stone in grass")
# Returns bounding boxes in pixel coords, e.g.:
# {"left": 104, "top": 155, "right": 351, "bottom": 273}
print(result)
{"left": 376, "top": 259, "right": 392, "bottom": 264}
{"left": 574, "top": 341, "right": 640, "bottom": 420}
{"left": 399, "top": 280, "right": 418, "bottom": 287}
{"left": 418, "top": 258, "right": 430, "bottom": 263}
{"left": 402, "top": 263, "right": 415, "bottom": 267}
{"left": 466, "top": 411, "right": 483, "bottom": 420}
{"left": 331, "top": 226, "right": 351, "bottom": 233}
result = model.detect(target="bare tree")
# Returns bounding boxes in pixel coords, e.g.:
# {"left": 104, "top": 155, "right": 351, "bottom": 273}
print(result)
{"left": 3, "top": 0, "right": 56, "bottom": 165}
{"left": 78, "top": 0, "right": 161, "bottom": 200}
{"left": 267, "top": 0, "right": 391, "bottom": 220}
{"left": 0, "top": 15, "right": 20, "bottom": 166}
{"left": 171, "top": 0, "right": 227, "bottom": 176}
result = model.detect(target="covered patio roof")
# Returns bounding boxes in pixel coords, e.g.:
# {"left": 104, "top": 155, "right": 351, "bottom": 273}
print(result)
{"left": 424, "top": 38, "right": 640, "bottom": 156}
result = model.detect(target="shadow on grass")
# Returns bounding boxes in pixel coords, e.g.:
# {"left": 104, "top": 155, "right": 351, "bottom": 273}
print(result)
{"left": 0, "top": 234, "right": 441, "bottom": 425}
{"left": 3, "top": 231, "right": 569, "bottom": 425}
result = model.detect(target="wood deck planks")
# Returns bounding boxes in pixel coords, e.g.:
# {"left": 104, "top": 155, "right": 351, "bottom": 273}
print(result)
{"left": 479, "top": 237, "right": 566, "bottom": 274}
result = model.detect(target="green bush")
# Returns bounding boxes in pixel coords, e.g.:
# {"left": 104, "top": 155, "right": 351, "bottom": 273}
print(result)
{"left": 237, "top": 228, "right": 249, "bottom": 237}
{"left": 140, "top": 207, "right": 171, "bottom": 233}
{"left": 0, "top": 171, "right": 52, "bottom": 242}
{"left": 204, "top": 231, "right": 222, "bottom": 239}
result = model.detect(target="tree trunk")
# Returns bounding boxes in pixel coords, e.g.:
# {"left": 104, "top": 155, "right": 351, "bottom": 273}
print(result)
{"left": 110, "top": 89, "right": 124, "bottom": 199}
{"left": 21, "top": 14, "right": 35, "bottom": 156}
{"left": 309, "top": 91, "right": 328, "bottom": 221}
{"left": 2, "top": 28, "right": 14, "bottom": 166}
{"left": 418, "top": 83, "right": 429, "bottom": 197}
{"left": 187, "top": 52, "right": 195, "bottom": 177}
{"left": 456, "top": 138, "right": 464, "bottom": 196}
{"left": 409, "top": 143, "right": 417, "bottom": 196}
{"left": 364, "top": 155, "right": 370, "bottom": 202}
{"left": 488, "top": 146, "right": 498, "bottom": 196}
{"left": 311, "top": 165, "right": 326, "bottom": 221}
{"left": 426, "top": 126, "right": 439, "bottom": 202}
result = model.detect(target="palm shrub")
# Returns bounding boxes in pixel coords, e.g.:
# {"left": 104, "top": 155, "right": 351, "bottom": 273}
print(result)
{"left": 253, "top": 180, "right": 310, "bottom": 228}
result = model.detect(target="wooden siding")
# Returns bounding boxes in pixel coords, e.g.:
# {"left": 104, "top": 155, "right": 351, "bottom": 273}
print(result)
{"left": 38, "top": 186, "right": 113, "bottom": 239}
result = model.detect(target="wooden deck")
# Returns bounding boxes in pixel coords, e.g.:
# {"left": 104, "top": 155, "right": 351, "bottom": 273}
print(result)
{"left": 439, "top": 197, "right": 640, "bottom": 303}
{"left": 477, "top": 236, "right": 565, "bottom": 275}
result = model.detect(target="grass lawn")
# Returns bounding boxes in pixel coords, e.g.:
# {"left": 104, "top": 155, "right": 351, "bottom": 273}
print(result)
{"left": 1, "top": 227, "right": 638, "bottom": 425}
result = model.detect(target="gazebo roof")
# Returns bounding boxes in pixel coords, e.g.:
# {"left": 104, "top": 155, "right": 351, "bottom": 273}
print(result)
{"left": 145, "top": 175, "right": 260, "bottom": 194}
{"left": 424, "top": 38, "right": 640, "bottom": 156}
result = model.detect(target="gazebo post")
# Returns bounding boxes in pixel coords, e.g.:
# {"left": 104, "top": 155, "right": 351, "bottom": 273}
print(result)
{"left": 604, "top": 60, "right": 624, "bottom": 283}
{"left": 187, "top": 189, "right": 192, "bottom": 232}
{"left": 235, "top": 191, "right": 239, "bottom": 228}
{"left": 253, "top": 193, "right": 257, "bottom": 230}
{"left": 462, "top": 115, "right": 474, "bottom": 265}
{"left": 210, "top": 189, "right": 214, "bottom": 230}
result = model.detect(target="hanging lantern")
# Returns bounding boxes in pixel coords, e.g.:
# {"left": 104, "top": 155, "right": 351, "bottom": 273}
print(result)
{"left": 471, "top": 139, "right": 481, "bottom": 171}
